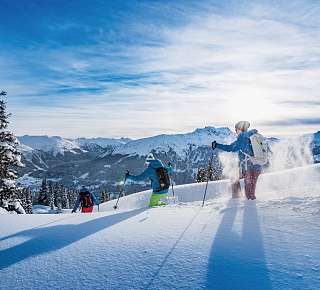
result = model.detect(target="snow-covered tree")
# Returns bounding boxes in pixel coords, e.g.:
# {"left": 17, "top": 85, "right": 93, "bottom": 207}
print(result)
{"left": 25, "top": 187, "right": 33, "bottom": 213}
{"left": 207, "top": 161, "right": 213, "bottom": 181}
{"left": 48, "top": 181, "right": 55, "bottom": 210}
{"left": 38, "top": 178, "right": 48, "bottom": 205}
{"left": 55, "top": 184, "right": 63, "bottom": 212}
{"left": 61, "top": 187, "right": 70, "bottom": 209}
{"left": 196, "top": 168, "right": 206, "bottom": 182}
{"left": 100, "top": 189, "right": 109, "bottom": 203}
{"left": 68, "top": 188, "right": 78, "bottom": 209}
{"left": 0, "top": 92, "right": 24, "bottom": 205}
{"left": 196, "top": 158, "right": 222, "bottom": 183}
{"left": 18, "top": 187, "right": 33, "bottom": 214}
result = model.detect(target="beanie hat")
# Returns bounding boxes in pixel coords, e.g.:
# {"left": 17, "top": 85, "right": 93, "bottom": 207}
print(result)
{"left": 146, "top": 153, "right": 155, "bottom": 161}
{"left": 235, "top": 121, "right": 250, "bottom": 131}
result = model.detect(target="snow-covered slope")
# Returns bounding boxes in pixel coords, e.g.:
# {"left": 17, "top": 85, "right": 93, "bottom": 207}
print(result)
{"left": 18, "top": 135, "right": 83, "bottom": 156}
{"left": 112, "top": 127, "right": 234, "bottom": 157}
{"left": 0, "top": 207, "right": 9, "bottom": 214}
{"left": 18, "top": 136, "right": 131, "bottom": 156}
{"left": 17, "top": 143, "right": 34, "bottom": 159}
{"left": 1, "top": 164, "right": 319, "bottom": 290}
{"left": 98, "top": 163, "right": 320, "bottom": 211}
{"left": 74, "top": 137, "right": 131, "bottom": 148}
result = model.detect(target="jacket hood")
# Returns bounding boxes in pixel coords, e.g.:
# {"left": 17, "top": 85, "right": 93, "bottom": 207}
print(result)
{"left": 241, "top": 129, "right": 258, "bottom": 138}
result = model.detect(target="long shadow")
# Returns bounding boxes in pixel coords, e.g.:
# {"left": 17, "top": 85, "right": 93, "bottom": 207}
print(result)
{"left": 0, "top": 208, "right": 144, "bottom": 270}
{"left": 205, "top": 201, "right": 272, "bottom": 289}
{"left": 0, "top": 215, "right": 76, "bottom": 242}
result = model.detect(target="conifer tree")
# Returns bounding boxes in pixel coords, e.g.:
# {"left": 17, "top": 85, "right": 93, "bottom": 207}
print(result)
{"left": 61, "top": 187, "right": 70, "bottom": 209}
{"left": 196, "top": 168, "right": 206, "bottom": 182}
{"left": 21, "top": 187, "right": 33, "bottom": 214}
{"left": 100, "top": 189, "right": 109, "bottom": 203}
{"left": 48, "top": 181, "right": 55, "bottom": 210}
{"left": 55, "top": 184, "right": 63, "bottom": 212}
{"left": 38, "top": 178, "right": 48, "bottom": 205}
{"left": 207, "top": 161, "right": 213, "bottom": 181}
{"left": 68, "top": 188, "right": 78, "bottom": 209}
{"left": 0, "top": 91, "right": 24, "bottom": 205}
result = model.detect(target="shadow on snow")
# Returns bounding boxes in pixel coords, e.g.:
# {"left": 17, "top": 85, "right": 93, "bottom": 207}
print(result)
{"left": 0, "top": 209, "right": 144, "bottom": 270}
{"left": 206, "top": 200, "right": 272, "bottom": 290}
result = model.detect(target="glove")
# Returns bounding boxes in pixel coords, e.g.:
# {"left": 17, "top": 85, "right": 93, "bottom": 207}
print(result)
{"left": 125, "top": 170, "right": 130, "bottom": 179}
{"left": 167, "top": 162, "right": 172, "bottom": 167}
{"left": 212, "top": 141, "right": 217, "bottom": 150}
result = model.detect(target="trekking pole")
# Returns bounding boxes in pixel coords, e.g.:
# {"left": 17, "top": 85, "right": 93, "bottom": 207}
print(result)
{"left": 113, "top": 174, "right": 127, "bottom": 210}
{"left": 170, "top": 178, "right": 176, "bottom": 204}
{"left": 202, "top": 153, "right": 214, "bottom": 207}
{"left": 171, "top": 182, "right": 175, "bottom": 198}
{"left": 167, "top": 161, "right": 175, "bottom": 201}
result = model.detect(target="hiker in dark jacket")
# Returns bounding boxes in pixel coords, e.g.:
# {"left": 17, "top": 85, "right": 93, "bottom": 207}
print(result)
{"left": 212, "top": 121, "right": 262, "bottom": 200}
{"left": 72, "top": 186, "right": 97, "bottom": 213}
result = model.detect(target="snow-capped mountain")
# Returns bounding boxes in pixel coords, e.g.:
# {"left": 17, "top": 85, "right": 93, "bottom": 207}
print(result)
{"left": 16, "top": 127, "right": 234, "bottom": 190}
{"left": 18, "top": 135, "right": 83, "bottom": 156}
{"left": 19, "top": 127, "right": 233, "bottom": 158}
{"left": 112, "top": 127, "right": 235, "bottom": 157}
{"left": 18, "top": 136, "right": 132, "bottom": 156}
{"left": 16, "top": 127, "right": 320, "bottom": 192}
{"left": 75, "top": 137, "right": 131, "bottom": 149}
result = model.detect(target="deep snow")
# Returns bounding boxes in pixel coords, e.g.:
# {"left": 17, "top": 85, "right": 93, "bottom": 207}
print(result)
{"left": 1, "top": 165, "right": 320, "bottom": 290}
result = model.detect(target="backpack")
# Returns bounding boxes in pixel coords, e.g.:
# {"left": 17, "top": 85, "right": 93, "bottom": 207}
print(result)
{"left": 248, "top": 133, "right": 269, "bottom": 166}
{"left": 155, "top": 167, "right": 170, "bottom": 192}
{"left": 80, "top": 191, "right": 93, "bottom": 208}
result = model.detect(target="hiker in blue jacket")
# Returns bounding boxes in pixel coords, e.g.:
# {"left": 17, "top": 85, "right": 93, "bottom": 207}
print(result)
{"left": 126, "top": 153, "right": 173, "bottom": 207}
{"left": 72, "top": 186, "right": 98, "bottom": 213}
{"left": 212, "top": 121, "right": 262, "bottom": 200}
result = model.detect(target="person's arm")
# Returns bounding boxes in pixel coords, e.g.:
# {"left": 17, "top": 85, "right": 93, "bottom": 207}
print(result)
{"left": 72, "top": 195, "right": 81, "bottom": 213}
{"left": 91, "top": 193, "right": 98, "bottom": 205}
{"left": 127, "top": 167, "right": 151, "bottom": 182}
{"left": 216, "top": 139, "right": 239, "bottom": 152}
{"left": 166, "top": 163, "right": 174, "bottom": 175}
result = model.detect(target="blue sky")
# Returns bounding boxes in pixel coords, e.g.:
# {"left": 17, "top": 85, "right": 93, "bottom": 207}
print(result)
{"left": 0, "top": 0, "right": 319, "bottom": 138}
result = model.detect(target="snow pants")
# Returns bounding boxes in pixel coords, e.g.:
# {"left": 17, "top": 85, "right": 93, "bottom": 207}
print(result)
{"left": 149, "top": 193, "right": 168, "bottom": 207}
{"left": 81, "top": 206, "right": 93, "bottom": 213}
{"left": 231, "top": 169, "right": 261, "bottom": 200}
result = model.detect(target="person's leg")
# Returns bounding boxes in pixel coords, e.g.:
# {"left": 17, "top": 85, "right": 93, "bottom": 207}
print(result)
{"left": 250, "top": 170, "right": 261, "bottom": 200}
{"left": 231, "top": 179, "right": 241, "bottom": 198}
{"left": 244, "top": 170, "right": 261, "bottom": 200}
{"left": 244, "top": 171, "right": 251, "bottom": 200}
{"left": 149, "top": 193, "right": 168, "bottom": 207}
{"left": 81, "top": 206, "right": 93, "bottom": 213}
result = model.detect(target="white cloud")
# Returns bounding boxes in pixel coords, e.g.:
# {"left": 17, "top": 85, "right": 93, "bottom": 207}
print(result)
{"left": 3, "top": 1, "right": 320, "bottom": 137}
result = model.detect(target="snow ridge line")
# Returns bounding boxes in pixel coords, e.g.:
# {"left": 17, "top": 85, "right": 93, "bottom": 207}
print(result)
{"left": 32, "top": 215, "right": 79, "bottom": 229}
{"left": 145, "top": 207, "right": 202, "bottom": 289}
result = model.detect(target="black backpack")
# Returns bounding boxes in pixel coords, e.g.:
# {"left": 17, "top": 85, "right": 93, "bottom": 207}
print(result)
{"left": 80, "top": 191, "right": 93, "bottom": 208}
{"left": 155, "top": 167, "right": 170, "bottom": 192}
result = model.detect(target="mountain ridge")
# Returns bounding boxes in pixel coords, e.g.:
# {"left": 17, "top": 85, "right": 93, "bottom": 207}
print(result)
{"left": 16, "top": 126, "right": 319, "bottom": 192}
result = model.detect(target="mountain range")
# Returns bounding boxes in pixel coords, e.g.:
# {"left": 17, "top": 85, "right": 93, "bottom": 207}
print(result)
{"left": 16, "top": 127, "right": 320, "bottom": 194}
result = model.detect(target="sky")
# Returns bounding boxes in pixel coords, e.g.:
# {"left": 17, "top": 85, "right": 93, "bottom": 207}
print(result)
{"left": 0, "top": 0, "right": 319, "bottom": 138}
